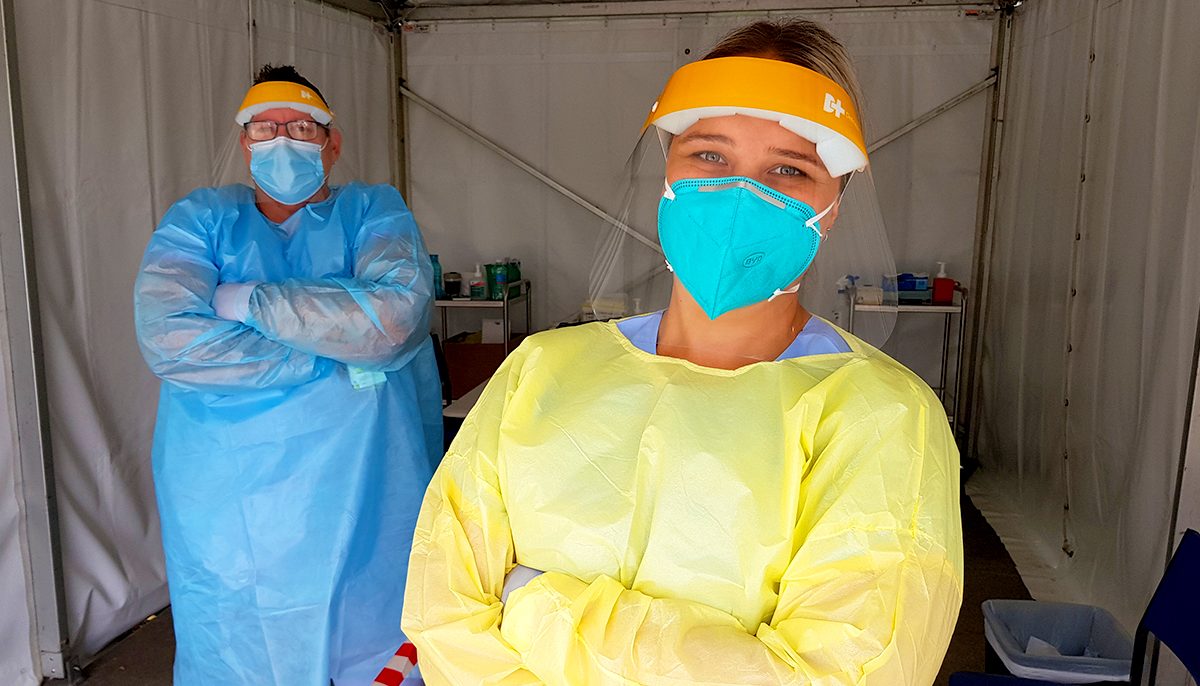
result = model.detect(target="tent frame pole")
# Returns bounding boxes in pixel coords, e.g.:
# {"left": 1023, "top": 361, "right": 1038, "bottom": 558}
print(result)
{"left": 392, "top": 28, "right": 409, "bottom": 198}
{"left": 0, "top": 0, "right": 73, "bottom": 680}
{"left": 867, "top": 74, "right": 997, "bottom": 154}
{"left": 399, "top": 84, "right": 661, "bottom": 254}
{"left": 964, "top": 4, "right": 1015, "bottom": 456}
{"left": 405, "top": 0, "right": 993, "bottom": 23}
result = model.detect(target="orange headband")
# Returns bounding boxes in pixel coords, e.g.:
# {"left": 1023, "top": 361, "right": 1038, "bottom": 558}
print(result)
{"left": 644, "top": 57, "right": 867, "bottom": 176}
{"left": 235, "top": 81, "right": 333, "bottom": 125}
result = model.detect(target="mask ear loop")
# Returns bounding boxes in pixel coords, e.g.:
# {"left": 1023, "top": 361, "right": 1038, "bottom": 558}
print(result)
{"left": 804, "top": 170, "right": 855, "bottom": 237}
{"left": 771, "top": 171, "right": 857, "bottom": 302}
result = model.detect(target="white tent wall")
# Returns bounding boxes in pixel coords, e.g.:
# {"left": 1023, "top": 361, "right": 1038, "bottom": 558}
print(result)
{"left": 5, "top": 0, "right": 395, "bottom": 665}
{"left": 252, "top": 0, "right": 395, "bottom": 186}
{"left": 1180, "top": 354, "right": 1200, "bottom": 540}
{"left": 0, "top": 337, "right": 38, "bottom": 686}
{"left": 969, "top": 0, "right": 1200, "bottom": 640}
{"left": 0, "top": 53, "right": 39, "bottom": 686}
{"left": 404, "top": 7, "right": 995, "bottom": 389}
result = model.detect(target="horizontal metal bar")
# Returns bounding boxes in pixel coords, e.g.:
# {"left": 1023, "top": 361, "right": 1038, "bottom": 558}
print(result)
{"left": 868, "top": 72, "right": 996, "bottom": 153}
{"left": 400, "top": 84, "right": 661, "bottom": 254}
{"left": 312, "top": 0, "right": 389, "bottom": 21}
{"left": 404, "top": 0, "right": 993, "bottom": 22}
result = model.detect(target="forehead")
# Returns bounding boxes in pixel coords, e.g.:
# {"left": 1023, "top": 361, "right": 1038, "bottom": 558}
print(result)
{"left": 249, "top": 107, "right": 312, "bottom": 123}
{"left": 676, "top": 114, "right": 818, "bottom": 152}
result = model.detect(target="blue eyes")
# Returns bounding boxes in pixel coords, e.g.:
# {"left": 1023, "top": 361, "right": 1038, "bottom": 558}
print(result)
{"left": 692, "top": 151, "right": 809, "bottom": 179}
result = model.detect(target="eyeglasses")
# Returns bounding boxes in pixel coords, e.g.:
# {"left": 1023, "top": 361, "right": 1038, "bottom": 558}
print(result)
{"left": 243, "top": 120, "right": 328, "bottom": 142}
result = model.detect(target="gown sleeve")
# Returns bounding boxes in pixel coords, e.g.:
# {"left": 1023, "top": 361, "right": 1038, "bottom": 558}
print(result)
{"left": 242, "top": 185, "right": 434, "bottom": 371}
{"left": 134, "top": 191, "right": 324, "bottom": 394}
{"left": 499, "top": 367, "right": 963, "bottom": 685}
{"left": 402, "top": 351, "right": 543, "bottom": 685}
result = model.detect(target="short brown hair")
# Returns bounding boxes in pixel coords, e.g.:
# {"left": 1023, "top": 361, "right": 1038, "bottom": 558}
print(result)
{"left": 704, "top": 19, "right": 864, "bottom": 133}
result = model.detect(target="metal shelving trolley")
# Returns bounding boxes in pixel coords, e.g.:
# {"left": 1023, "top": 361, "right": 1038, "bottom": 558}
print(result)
{"left": 434, "top": 279, "right": 532, "bottom": 354}
{"left": 848, "top": 286, "right": 968, "bottom": 430}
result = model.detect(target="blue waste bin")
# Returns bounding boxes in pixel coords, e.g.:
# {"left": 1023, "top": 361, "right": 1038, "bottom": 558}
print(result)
{"left": 982, "top": 600, "right": 1133, "bottom": 684}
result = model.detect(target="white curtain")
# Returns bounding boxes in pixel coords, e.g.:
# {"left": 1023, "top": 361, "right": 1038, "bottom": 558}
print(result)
{"left": 0, "top": 291, "right": 38, "bottom": 686}
{"left": 0, "top": 106, "right": 38, "bottom": 684}
{"left": 6, "top": 0, "right": 394, "bottom": 663}
{"left": 252, "top": 0, "right": 394, "bottom": 186}
{"left": 1, "top": 14, "right": 37, "bottom": 682}
{"left": 403, "top": 7, "right": 994, "bottom": 391}
{"left": 970, "top": 0, "right": 1200, "bottom": 645}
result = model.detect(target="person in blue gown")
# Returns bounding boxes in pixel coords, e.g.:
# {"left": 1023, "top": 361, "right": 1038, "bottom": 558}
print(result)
{"left": 133, "top": 64, "right": 441, "bottom": 686}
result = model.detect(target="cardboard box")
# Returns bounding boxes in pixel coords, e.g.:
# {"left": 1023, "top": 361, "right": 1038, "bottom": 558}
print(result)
{"left": 481, "top": 318, "right": 505, "bottom": 344}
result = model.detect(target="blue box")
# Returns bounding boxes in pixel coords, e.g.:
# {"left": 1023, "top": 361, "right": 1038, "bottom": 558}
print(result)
{"left": 897, "top": 273, "right": 930, "bottom": 291}
{"left": 899, "top": 289, "right": 931, "bottom": 304}
{"left": 982, "top": 600, "right": 1132, "bottom": 684}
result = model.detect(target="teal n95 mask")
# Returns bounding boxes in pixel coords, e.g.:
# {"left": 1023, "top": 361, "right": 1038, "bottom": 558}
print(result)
{"left": 657, "top": 176, "right": 834, "bottom": 320}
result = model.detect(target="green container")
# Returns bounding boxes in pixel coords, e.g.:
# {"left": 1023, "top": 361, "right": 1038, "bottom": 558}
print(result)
{"left": 505, "top": 261, "right": 522, "bottom": 296}
{"left": 486, "top": 263, "right": 509, "bottom": 300}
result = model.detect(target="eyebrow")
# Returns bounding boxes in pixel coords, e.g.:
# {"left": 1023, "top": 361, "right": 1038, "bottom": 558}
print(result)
{"left": 675, "top": 132, "right": 735, "bottom": 146}
{"left": 676, "top": 133, "right": 823, "bottom": 166}
{"left": 768, "top": 147, "right": 822, "bottom": 166}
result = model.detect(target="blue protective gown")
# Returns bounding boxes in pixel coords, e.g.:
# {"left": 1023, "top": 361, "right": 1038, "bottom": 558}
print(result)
{"left": 134, "top": 182, "right": 442, "bottom": 686}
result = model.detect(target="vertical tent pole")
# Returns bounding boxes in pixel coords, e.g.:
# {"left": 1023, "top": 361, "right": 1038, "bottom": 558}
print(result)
{"left": 965, "top": 4, "right": 1016, "bottom": 458}
{"left": 0, "top": 0, "right": 72, "bottom": 680}
{"left": 393, "top": 25, "right": 409, "bottom": 198}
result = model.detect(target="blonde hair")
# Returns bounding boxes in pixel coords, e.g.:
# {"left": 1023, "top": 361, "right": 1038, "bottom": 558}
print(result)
{"left": 704, "top": 19, "right": 865, "bottom": 136}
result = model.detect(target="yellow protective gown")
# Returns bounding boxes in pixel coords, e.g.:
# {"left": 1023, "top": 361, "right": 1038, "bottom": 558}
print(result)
{"left": 403, "top": 320, "right": 963, "bottom": 685}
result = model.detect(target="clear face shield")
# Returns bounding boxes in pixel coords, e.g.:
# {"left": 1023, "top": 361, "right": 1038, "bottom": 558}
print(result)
{"left": 587, "top": 57, "right": 896, "bottom": 355}
{"left": 207, "top": 80, "right": 364, "bottom": 193}
{"left": 209, "top": 122, "right": 369, "bottom": 191}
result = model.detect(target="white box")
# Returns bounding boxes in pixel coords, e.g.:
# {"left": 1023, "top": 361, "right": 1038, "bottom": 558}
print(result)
{"left": 482, "top": 318, "right": 505, "bottom": 344}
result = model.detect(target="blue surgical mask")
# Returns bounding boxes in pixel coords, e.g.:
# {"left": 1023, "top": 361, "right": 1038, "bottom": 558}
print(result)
{"left": 248, "top": 136, "right": 327, "bottom": 205}
{"left": 657, "top": 176, "right": 834, "bottom": 320}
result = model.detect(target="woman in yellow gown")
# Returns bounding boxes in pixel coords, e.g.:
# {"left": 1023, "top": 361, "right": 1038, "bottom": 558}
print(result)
{"left": 403, "top": 19, "right": 963, "bottom": 685}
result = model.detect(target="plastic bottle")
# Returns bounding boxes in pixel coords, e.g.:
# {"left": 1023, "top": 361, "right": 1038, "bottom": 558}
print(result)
{"left": 469, "top": 264, "right": 486, "bottom": 300}
{"left": 932, "top": 261, "right": 956, "bottom": 305}
{"left": 431, "top": 254, "right": 444, "bottom": 300}
{"left": 505, "top": 258, "right": 522, "bottom": 296}
{"left": 881, "top": 273, "right": 899, "bottom": 307}
{"left": 486, "top": 262, "right": 508, "bottom": 301}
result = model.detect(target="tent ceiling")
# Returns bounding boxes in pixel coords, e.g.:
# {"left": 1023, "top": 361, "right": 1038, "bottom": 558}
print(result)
{"left": 322, "top": 0, "right": 390, "bottom": 20}
{"left": 325, "top": 0, "right": 998, "bottom": 24}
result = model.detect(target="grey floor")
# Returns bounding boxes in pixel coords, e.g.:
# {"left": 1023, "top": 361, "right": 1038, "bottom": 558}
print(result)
{"left": 79, "top": 494, "right": 1028, "bottom": 685}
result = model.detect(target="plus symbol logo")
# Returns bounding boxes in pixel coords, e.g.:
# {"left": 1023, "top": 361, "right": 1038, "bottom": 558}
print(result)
{"left": 823, "top": 93, "right": 845, "bottom": 118}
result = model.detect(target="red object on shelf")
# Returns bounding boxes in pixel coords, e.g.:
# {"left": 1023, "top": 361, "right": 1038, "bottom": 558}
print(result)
{"left": 932, "top": 277, "right": 957, "bottom": 305}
